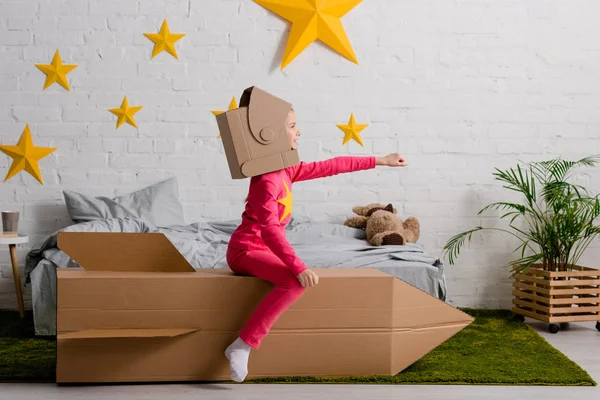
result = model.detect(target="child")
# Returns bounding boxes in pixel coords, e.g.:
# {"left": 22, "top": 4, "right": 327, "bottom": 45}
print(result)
{"left": 224, "top": 108, "right": 407, "bottom": 382}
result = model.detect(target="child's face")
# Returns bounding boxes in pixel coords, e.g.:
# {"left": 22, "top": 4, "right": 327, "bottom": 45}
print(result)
{"left": 285, "top": 110, "right": 300, "bottom": 150}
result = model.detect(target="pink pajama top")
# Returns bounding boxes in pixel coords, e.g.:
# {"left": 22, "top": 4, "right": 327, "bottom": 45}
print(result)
{"left": 227, "top": 156, "right": 376, "bottom": 276}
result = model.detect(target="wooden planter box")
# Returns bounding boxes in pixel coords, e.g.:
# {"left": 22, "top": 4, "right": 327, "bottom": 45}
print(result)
{"left": 512, "top": 264, "right": 600, "bottom": 333}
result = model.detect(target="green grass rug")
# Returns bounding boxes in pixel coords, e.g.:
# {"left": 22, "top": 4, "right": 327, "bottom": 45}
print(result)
{"left": 0, "top": 309, "right": 596, "bottom": 385}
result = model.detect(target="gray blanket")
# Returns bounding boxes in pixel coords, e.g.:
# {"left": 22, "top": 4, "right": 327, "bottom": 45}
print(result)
{"left": 26, "top": 216, "right": 447, "bottom": 336}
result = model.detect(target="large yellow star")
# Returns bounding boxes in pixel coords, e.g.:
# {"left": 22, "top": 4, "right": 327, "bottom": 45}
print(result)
{"left": 109, "top": 96, "right": 143, "bottom": 129}
{"left": 35, "top": 49, "right": 78, "bottom": 91}
{"left": 277, "top": 181, "right": 293, "bottom": 222}
{"left": 211, "top": 97, "right": 238, "bottom": 138}
{"left": 336, "top": 113, "right": 368, "bottom": 146}
{"left": 254, "top": 0, "right": 362, "bottom": 69}
{"left": 0, "top": 124, "right": 57, "bottom": 184}
{"left": 144, "top": 19, "right": 186, "bottom": 59}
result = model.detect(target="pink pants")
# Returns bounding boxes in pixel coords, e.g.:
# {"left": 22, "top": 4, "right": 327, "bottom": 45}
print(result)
{"left": 226, "top": 248, "right": 306, "bottom": 349}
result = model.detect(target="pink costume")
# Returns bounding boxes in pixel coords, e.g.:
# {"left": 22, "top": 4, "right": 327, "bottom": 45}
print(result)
{"left": 226, "top": 156, "right": 376, "bottom": 348}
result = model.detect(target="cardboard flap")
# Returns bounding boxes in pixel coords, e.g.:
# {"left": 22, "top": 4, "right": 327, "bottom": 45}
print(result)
{"left": 58, "top": 328, "right": 198, "bottom": 340}
{"left": 239, "top": 86, "right": 292, "bottom": 145}
{"left": 57, "top": 232, "right": 195, "bottom": 272}
{"left": 241, "top": 150, "right": 300, "bottom": 177}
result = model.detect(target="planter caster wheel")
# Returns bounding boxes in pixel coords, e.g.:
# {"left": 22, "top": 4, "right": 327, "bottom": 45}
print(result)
{"left": 548, "top": 324, "right": 560, "bottom": 334}
{"left": 514, "top": 314, "right": 525, "bottom": 322}
{"left": 596, "top": 322, "right": 600, "bottom": 332}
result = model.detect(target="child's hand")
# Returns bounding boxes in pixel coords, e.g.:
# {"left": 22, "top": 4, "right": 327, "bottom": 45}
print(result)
{"left": 297, "top": 269, "right": 319, "bottom": 288}
{"left": 376, "top": 153, "right": 407, "bottom": 167}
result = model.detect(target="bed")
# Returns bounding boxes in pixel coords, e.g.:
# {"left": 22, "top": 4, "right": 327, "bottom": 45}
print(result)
{"left": 24, "top": 178, "right": 447, "bottom": 336}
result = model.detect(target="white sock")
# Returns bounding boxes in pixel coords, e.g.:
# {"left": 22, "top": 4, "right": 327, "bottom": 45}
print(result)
{"left": 224, "top": 337, "right": 252, "bottom": 382}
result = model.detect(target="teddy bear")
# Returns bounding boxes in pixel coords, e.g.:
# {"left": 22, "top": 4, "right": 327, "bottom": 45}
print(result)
{"left": 344, "top": 203, "right": 420, "bottom": 246}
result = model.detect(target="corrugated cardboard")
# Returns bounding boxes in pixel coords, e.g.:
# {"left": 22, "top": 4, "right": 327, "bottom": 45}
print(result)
{"left": 215, "top": 86, "right": 300, "bottom": 179}
{"left": 56, "top": 232, "right": 474, "bottom": 383}
{"left": 57, "top": 232, "right": 194, "bottom": 272}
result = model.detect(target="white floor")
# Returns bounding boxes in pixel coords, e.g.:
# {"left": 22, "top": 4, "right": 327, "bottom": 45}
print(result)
{"left": 0, "top": 319, "right": 598, "bottom": 400}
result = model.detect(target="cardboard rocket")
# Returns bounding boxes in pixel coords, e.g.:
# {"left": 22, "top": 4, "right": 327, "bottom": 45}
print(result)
{"left": 55, "top": 232, "right": 474, "bottom": 383}
{"left": 215, "top": 86, "right": 300, "bottom": 179}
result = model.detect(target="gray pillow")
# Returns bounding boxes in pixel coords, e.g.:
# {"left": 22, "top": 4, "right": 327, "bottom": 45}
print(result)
{"left": 63, "top": 177, "right": 185, "bottom": 227}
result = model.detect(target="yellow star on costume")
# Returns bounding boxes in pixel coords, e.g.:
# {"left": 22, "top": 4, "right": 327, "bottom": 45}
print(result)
{"left": 144, "top": 19, "right": 186, "bottom": 59}
{"left": 35, "top": 49, "right": 78, "bottom": 91}
{"left": 211, "top": 97, "right": 238, "bottom": 138}
{"left": 336, "top": 113, "right": 368, "bottom": 146}
{"left": 254, "top": 0, "right": 362, "bottom": 69}
{"left": 109, "top": 96, "right": 143, "bottom": 129}
{"left": 0, "top": 124, "right": 57, "bottom": 184}
{"left": 277, "top": 181, "right": 293, "bottom": 222}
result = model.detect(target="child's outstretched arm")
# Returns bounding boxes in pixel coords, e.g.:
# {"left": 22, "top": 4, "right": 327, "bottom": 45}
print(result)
{"left": 287, "top": 153, "right": 407, "bottom": 183}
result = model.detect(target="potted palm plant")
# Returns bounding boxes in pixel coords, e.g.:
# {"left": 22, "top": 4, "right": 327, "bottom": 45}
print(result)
{"left": 444, "top": 156, "right": 600, "bottom": 334}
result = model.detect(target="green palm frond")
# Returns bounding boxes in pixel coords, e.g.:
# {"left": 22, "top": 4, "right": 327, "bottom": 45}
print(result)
{"left": 443, "top": 227, "right": 484, "bottom": 265}
{"left": 532, "top": 155, "right": 600, "bottom": 183}
{"left": 573, "top": 154, "right": 600, "bottom": 167}
{"left": 478, "top": 202, "right": 527, "bottom": 216}
{"left": 508, "top": 253, "right": 546, "bottom": 276}
{"left": 493, "top": 165, "right": 540, "bottom": 211}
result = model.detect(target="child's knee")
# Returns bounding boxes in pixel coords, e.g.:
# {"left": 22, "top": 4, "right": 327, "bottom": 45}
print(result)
{"left": 288, "top": 282, "right": 306, "bottom": 301}
{"left": 280, "top": 273, "right": 306, "bottom": 292}
{"left": 290, "top": 279, "right": 307, "bottom": 298}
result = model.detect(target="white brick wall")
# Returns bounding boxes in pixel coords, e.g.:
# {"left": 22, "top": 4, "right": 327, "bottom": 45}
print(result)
{"left": 1, "top": 0, "right": 600, "bottom": 311}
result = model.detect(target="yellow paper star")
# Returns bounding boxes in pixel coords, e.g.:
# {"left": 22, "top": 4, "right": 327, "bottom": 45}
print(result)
{"left": 336, "top": 113, "right": 368, "bottom": 146}
{"left": 144, "top": 19, "right": 186, "bottom": 59}
{"left": 277, "top": 181, "right": 293, "bottom": 222}
{"left": 109, "top": 96, "right": 143, "bottom": 129}
{"left": 0, "top": 124, "right": 57, "bottom": 184}
{"left": 211, "top": 97, "right": 238, "bottom": 138}
{"left": 254, "top": 0, "right": 362, "bottom": 69}
{"left": 35, "top": 49, "right": 78, "bottom": 91}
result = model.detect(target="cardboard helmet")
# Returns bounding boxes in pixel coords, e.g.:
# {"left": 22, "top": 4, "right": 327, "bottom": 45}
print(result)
{"left": 215, "top": 86, "right": 300, "bottom": 179}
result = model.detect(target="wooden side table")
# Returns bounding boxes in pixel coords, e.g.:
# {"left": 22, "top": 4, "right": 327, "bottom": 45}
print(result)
{"left": 0, "top": 234, "right": 29, "bottom": 318}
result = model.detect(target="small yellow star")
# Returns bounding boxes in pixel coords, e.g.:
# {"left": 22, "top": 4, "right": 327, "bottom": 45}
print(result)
{"left": 109, "top": 96, "right": 143, "bottom": 129}
{"left": 253, "top": 0, "right": 361, "bottom": 69}
{"left": 144, "top": 19, "right": 186, "bottom": 59}
{"left": 211, "top": 97, "right": 238, "bottom": 138}
{"left": 35, "top": 49, "right": 78, "bottom": 91}
{"left": 0, "top": 124, "right": 57, "bottom": 184}
{"left": 336, "top": 113, "right": 368, "bottom": 146}
{"left": 277, "top": 180, "right": 293, "bottom": 222}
